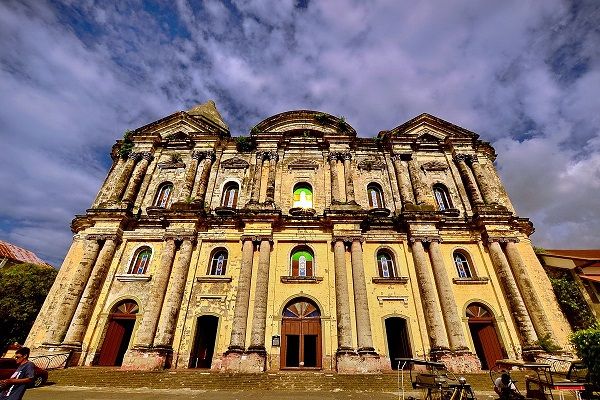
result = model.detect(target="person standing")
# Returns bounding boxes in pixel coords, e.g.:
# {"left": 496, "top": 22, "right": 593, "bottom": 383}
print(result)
{"left": 0, "top": 347, "right": 35, "bottom": 400}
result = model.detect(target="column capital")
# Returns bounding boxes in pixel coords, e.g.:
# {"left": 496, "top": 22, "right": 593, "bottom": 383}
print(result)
{"left": 85, "top": 234, "right": 121, "bottom": 243}
{"left": 139, "top": 152, "right": 154, "bottom": 161}
{"left": 192, "top": 150, "right": 215, "bottom": 161}
{"left": 128, "top": 152, "right": 142, "bottom": 161}
{"left": 409, "top": 235, "right": 442, "bottom": 243}
{"left": 327, "top": 152, "right": 340, "bottom": 162}
{"left": 485, "top": 236, "right": 519, "bottom": 244}
{"left": 453, "top": 153, "right": 472, "bottom": 163}
{"left": 240, "top": 234, "right": 273, "bottom": 244}
{"left": 163, "top": 232, "right": 196, "bottom": 242}
{"left": 332, "top": 235, "right": 364, "bottom": 245}
{"left": 343, "top": 152, "right": 352, "bottom": 161}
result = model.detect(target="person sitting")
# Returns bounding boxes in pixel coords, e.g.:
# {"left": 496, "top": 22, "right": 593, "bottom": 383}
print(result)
{"left": 494, "top": 372, "right": 524, "bottom": 400}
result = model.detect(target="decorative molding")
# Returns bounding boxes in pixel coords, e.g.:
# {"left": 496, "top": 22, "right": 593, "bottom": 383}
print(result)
{"left": 421, "top": 161, "right": 448, "bottom": 171}
{"left": 409, "top": 236, "right": 442, "bottom": 243}
{"left": 357, "top": 159, "right": 386, "bottom": 171}
{"left": 332, "top": 235, "right": 364, "bottom": 244}
{"left": 240, "top": 234, "right": 273, "bottom": 244}
{"left": 376, "top": 296, "right": 409, "bottom": 305}
{"left": 115, "top": 274, "right": 152, "bottom": 282}
{"left": 163, "top": 232, "right": 197, "bottom": 242}
{"left": 452, "top": 277, "right": 490, "bottom": 285}
{"left": 157, "top": 162, "right": 185, "bottom": 169}
{"left": 372, "top": 276, "right": 409, "bottom": 284}
{"left": 196, "top": 276, "right": 232, "bottom": 283}
{"left": 287, "top": 159, "right": 319, "bottom": 170}
{"left": 220, "top": 157, "right": 250, "bottom": 169}
{"left": 486, "top": 236, "right": 519, "bottom": 244}
{"left": 85, "top": 234, "right": 121, "bottom": 242}
{"left": 280, "top": 276, "right": 323, "bottom": 284}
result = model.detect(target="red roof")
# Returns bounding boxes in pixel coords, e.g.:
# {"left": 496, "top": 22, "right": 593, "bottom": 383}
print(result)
{"left": 0, "top": 240, "right": 48, "bottom": 266}
{"left": 542, "top": 249, "right": 600, "bottom": 261}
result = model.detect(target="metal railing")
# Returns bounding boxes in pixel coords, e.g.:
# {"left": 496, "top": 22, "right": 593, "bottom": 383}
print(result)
{"left": 29, "top": 351, "right": 72, "bottom": 370}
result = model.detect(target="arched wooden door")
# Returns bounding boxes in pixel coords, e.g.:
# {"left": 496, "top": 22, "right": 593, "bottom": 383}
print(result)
{"left": 97, "top": 300, "right": 138, "bottom": 366}
{"left": 467, "top": 303, "right": 505, "bottom": 370}
{"left": 281, "top": 298, "right": 322, "bottom": 369}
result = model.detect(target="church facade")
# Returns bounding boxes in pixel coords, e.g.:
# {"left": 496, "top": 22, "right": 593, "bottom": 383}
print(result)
{"left": 27, "top": 102, "right": 571, "bottom": 372}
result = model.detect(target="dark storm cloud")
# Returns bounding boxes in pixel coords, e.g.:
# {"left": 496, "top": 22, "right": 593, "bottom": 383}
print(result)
{"left": 0, "top": 0, "right": 599, "bottom": 266}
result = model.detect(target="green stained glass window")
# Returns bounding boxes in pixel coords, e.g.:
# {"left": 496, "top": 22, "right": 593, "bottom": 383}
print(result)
{"left": 293, "top": 185, "right": 313, "bottom": 208}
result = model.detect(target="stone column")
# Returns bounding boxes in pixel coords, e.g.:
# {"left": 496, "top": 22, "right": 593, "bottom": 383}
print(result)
{"left": 154, "top": 238, "right": 195, "bottom": 348}
{"left": 96, "top": 155, "right": 125, "bottom": 205}
{"left": 350, "top": 239, "right": 375, "bottom": 353}
{"left": 487, "top": 240, "right": 538, "bottom": 348}
{"left": 265, "top": 153, "right": 278, "bottom": 203}
{"left": 110, "top": 153, "right": 139, "bottom": 202}
{"left": 343, "top": 153, "right": 355, "bottom": 203}
{"left": 132, "top": 238, "right": 177, "bottom": 349}
{"left": 428, "top": 240, "right": 469, "bottom": 351}
{"left": 328, "top": 154, "right": 340, "bottom": 204}
{"left": 392, "top": 155, "right": 415, "bottom": 205}
{"left": 333, "top": 238, "right": 353, "bottom": 352}
{"left": 228, "top": 237, "right": 255, "bottom": 351}
{"left": 62, "top": 236, "right": 120, "bottom": 346}
{"left": 248, "top": 238, "right": 272, "bottom": 352}
{"left": 454, "top": 155, "right": 484, "bottom": 205}
{"left": 179, "top": 151, "right": 202, "bottom": 202}
{"left": 407, "top": 156, "right": 431, "bottom": 205}
{"left": 470, "top": 156, "right": 496, "bottom": 205}
{"left": 122, "top": 152, "right": 153, "bottom": 204}
{"left": 481, "top": 158, "right": 516, "bottom": 212}
{"left": 410, "top": 240, "right": 449, "bottom": 352}
{"left": 249, "top": 152, "right": 263, "bottom": 204}
{"left": 504, "top": 241, "right": 554, "bottom": 341}
{"left": 194, "top": 151, "right": 215, "bottom": 206}
{"left": 44, "top": 238, "right": 102, "bottom": 345}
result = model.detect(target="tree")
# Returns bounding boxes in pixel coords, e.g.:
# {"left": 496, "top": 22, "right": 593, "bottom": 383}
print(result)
{"left": 571, "top": 325, "right": 600, "bottom": 388}
{"left": 0, "top": 263, "right": 57, "bottom": 351}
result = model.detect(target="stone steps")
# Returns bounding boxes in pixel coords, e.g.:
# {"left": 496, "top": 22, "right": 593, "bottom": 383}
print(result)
{"left": 47, "top": 368, "right": 529, "bottom": 392}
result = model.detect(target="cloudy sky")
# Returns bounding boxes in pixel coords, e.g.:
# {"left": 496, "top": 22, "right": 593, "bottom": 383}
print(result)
{"left": 1, "top": 0, "right": 599, "bottom": 267}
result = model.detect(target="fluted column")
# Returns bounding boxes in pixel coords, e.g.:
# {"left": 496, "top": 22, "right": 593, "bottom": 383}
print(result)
{"left": 122, "top": 152, "right": 153, "bottom": 203}
{"left": 179, "top": 151, "right": 202, "bottom": 202}
{"left": 44, "top": 238, "right": 102, "bottom": 345}
{"left": 428, "top": 240, "right": 469, "bottom": 351}
{"left": 504, "top": 241, "right": 554, "bottom": 341}
{"left": 407, "top": 156, "right": 431, "bottom": 205}
{"left": 194, "top": 151, "right": 215, "bottom": 206}
{"left": 265, "top": 153, "right": 278, "bottom": 203}
{"left": 133, "top": 238, "right": 177, "bottom": 348}
{"left": 487, "top": 240, "right": 538, "bottom": 348}
{"left": 410, "top": 240, "right": 449, "bottom": 351}
{"left": 154, "top": 238, "right": 195, "bottom": 348}
{"left": 248, "top": 238, "right": 272, "bottom": 352}
{"left": 249, "top": 152, "right": 263, "bottom": 203}
{"left": 329, "top": 154, "right": 340, "bottom": 203}
{"left": 470, "top": 156, "right": 496, "bottom": 205}
{"left": 62, "top": 236, "right": 120, "bottom": 346}
{"left": 110, "top": 153, "right": 139, "bottom": 202}
{"left": 228, "top": 237, "right": 255, "bottom": 351}
{"left": 343, "top": 153, "right": 355, "bottom": 203}
{"left": 454, "top": 155, "right": 483, "bottom": 205}
{"left": 333, "top": 238, "right": 353, "bottom": 352}
{"left": 350, "top": 239, "right": 375, "bottom": 353}
{"left": 392, "top": 155, "right": 415, "bottom": 205}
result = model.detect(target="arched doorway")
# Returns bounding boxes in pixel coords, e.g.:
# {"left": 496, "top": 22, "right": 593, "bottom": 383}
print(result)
{"left": 97, "top": 300, "right": 138, "bottom": 366}
{"left": 281, "top": 298, "right": 322, "bottom": 369}
{"left": 466, "top": 303, "right": 505, "bottom": 370}
{"left": 189, "top": 315, "right": 219, "bottom": 368}
{"left": 385, "top": 317, "right": 412, "bottom": 369}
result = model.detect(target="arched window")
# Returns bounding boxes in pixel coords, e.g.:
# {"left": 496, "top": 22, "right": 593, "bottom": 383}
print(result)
{"left": 293, "top": 183, "right": 313, "bottom": 209}
{"left": 209, "top": 249, "right": 228, "bottom": 275}
{"left": 454, "top": 251, "right": 472, "bottom": 278}
{"left": 128, "top": 247, "right": 152, "bottom": 274}
{"left": 433, "top": 184, "right": 452, "bottom": 211}
{"left": 291, "top": 247, "right": 314, "bottom": 277}
{"left": 367, "top": 183, "right": 385, "bottom": 208}
{"left": 155, "top": 182, "right": 174, "bottom": 208}
{"left": 377, "top": 250, "right": 396, "bottom": 278}
{"left": 221, "top": 182, "right": 239, "bottom": 208}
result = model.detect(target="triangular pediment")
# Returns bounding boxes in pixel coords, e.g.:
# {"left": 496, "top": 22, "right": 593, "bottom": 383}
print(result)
{"left": 387, "top": 113, "right": 479, "bottom": 141}
{"left": 220, "top": 157, "right": 250, "bottom": 169}
{"left": 134, "top": 110, "right": 229, "bottom": 139}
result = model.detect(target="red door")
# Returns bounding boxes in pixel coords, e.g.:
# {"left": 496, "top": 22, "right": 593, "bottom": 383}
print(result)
{"left": 97, "top": 301, "right": 138, "bottom": 366}
{"left": 467, "top": 303, "right": 504, "bottom": 370}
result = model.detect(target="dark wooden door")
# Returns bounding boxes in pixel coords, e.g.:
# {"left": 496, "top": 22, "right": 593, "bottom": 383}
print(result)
{"left": 97, "top": 318, "right": 135, "bottom": 366}
{"left": 385, "top": 317, "right": 412, "bottom": 369}
{"left": 469, "top": 320, "right": 504, "bottom": 370}
{"left": 189, "top": 316, "right": 218, "bottom": 368}
{"left": 281, "top": 299, "right": 321, "bottom": 369}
